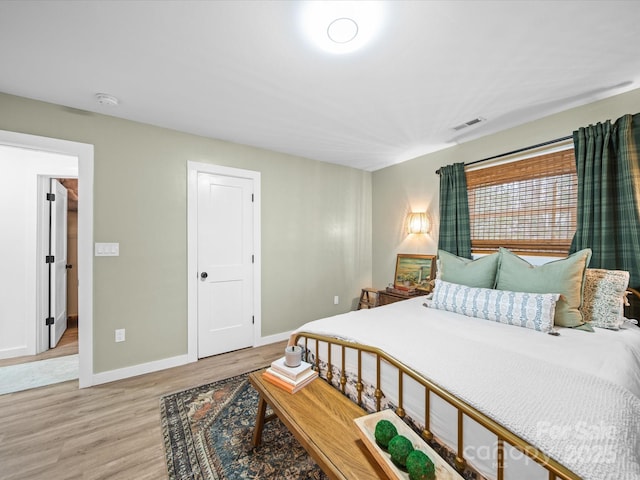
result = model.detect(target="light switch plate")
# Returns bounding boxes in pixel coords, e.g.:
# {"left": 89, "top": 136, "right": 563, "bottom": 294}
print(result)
{"left": 95, "top": 242, "right": 120, "bottom": 256}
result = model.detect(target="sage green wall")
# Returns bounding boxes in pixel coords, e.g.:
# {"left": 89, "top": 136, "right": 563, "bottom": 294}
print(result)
{"left": 372, "top": 87, "right": 640, "bottom": 288}
{"left": 0, "top": 92, "right": 372, "bottom": 373}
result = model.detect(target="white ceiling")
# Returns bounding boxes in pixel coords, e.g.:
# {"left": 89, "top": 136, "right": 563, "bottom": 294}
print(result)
{"left": 1, "top": 1, "right": 639, "bottom": 171}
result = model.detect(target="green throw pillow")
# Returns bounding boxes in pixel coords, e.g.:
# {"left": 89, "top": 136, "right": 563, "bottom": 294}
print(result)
{"left": 495, "top": 248, "right": 592, "bottom": 328}
{"left": 437, "top": 250, "right": 499, "bottom": 289}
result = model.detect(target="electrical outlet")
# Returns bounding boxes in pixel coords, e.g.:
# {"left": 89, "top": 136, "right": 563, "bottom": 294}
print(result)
{"left": 334, "top": 295, "right": 339, "bottom": 305}
{"left": 115, "top": 329, "right": 126, "bottom": 342}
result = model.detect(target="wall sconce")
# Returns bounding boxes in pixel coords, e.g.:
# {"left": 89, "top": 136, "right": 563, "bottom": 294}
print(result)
{"left": 407, "top": 212, "right": 430, "bottom": 234}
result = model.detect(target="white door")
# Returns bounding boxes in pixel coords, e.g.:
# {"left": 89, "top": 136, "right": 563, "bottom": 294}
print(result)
{"left": 197, "top": 172, "right": 254, "bottom": 358}
{"left": 49, "top": 179, "right": 68, "bottom": 348}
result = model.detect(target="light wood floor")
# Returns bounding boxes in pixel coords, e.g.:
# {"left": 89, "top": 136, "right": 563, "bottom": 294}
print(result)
{"left": 0, "top": 340, "right": 287, "bottom": 480}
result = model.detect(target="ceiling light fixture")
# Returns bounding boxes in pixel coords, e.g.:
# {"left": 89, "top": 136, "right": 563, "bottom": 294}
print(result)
{"left": 95, "top": 93, "right": 119, "bottom": 107}
{"left": 300, "top": 1, "right": 384, "bottom": 54}
{"left": 327, "top": 17, "right": 358, "bottom": 44}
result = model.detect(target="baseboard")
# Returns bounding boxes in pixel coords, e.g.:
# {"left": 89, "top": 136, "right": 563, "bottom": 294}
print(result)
{"left": 90, "top": 354, "right": 192, "bottom": 387}
{"left": 256, "top": 330, "right": 293, "bottom": 346}
{"left": 88, "top": 332, "right": 292, "bottom": 387}
{"left": 0, "top": 346, "right": 31, "bottom": 360}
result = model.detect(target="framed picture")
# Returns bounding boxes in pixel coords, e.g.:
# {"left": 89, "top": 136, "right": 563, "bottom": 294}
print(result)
{"left": 394, "top": 254, "right": 436, "bottom": 291}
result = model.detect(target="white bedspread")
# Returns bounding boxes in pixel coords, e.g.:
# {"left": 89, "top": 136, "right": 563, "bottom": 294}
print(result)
{"left": 294, "top": 297, "right": 640, "bottom": 480}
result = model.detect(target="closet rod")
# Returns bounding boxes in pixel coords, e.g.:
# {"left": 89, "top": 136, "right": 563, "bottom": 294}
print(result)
{"left": 435, "top": 135, "right": 573, "bottom": 174}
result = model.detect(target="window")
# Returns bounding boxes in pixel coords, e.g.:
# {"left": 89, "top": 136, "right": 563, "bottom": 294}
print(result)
{"left": 466, "top": 148, "right": 577, "bottom": 255}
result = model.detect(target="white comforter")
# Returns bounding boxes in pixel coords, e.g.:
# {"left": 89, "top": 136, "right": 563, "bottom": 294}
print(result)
{"left": 294, "top": 297, "right": 640, "bottom": 480}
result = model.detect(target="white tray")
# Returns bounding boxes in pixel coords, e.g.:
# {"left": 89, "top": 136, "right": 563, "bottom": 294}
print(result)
{"left": 353, "top": 409, "right": 463, "bottom": 480}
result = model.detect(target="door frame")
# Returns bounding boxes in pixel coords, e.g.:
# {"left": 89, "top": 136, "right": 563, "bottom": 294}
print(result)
{"left": 187, "top": 161, "right": 261, "bottom": 362}
{"left": 0, "top": 129, "right": 94, "bottom": 388}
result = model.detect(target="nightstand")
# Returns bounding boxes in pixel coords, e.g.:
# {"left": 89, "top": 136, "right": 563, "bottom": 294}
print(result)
{"left": 377, "top": 288, "right": 427, "bottom": 306}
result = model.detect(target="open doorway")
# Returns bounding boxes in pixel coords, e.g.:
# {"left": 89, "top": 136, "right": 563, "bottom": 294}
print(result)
{"left": 0, "top": 147, "right": 78, "bottom": 392}
{"left": 40, "top": 177, "right": 79, "bottom": 356}
{"left": 59, "top": 178, "right": 79, "bottom": 356}
{"left": 0, "top": 177, "right": 79, "bottom": 366}
{"left": 0, "top": 133, "right": 96, "bottom": 393}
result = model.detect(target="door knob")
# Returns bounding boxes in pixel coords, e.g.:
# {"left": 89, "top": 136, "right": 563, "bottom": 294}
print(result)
{"left": 200, "top": 272, "right": 208, "bottom": 279}
{"left": 66, "top": 264, "right": 73, "bottom": 269}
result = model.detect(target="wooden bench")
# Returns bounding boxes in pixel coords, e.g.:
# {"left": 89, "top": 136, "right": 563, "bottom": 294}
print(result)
{"left": 248, "top": 370, "right": 386, "bottom": 480}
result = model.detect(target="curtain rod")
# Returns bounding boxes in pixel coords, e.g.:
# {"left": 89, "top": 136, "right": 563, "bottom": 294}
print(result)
{"left": 435, "top": 135, "right": 573, "bottom": 174}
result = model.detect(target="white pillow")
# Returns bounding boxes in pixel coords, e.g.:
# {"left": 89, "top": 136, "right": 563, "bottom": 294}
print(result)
{"left": 429, "top": 280, "right": 560, "bottom": 333}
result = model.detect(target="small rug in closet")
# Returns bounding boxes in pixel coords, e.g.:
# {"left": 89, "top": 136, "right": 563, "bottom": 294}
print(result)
{"left": 160, "top": 370, "right": 327, "bottom": 480}
{"left": 0, "top": 354, "right": 79, "bottom": 395}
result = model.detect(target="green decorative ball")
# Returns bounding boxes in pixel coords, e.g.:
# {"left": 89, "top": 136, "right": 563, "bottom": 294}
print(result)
{"left": 374, "top": 420, "right": 398, "bottom": 448}
{"left": 406, "top": 449, "right": 436, "bottom": 480}
{"left": 388, "top": 435, "right": 414, "bottom": 467}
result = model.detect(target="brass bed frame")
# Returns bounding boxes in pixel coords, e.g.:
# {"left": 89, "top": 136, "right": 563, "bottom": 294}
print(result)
{"left": 291, "top": 331, "right": 580, "bottom": 480}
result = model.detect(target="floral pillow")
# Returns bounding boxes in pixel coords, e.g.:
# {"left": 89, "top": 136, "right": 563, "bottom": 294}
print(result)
{"left": 429, "top": 279, "right": 560, "bottom": 333}
{"left": 582, "top": 269, "right": 629, "bottom": 330}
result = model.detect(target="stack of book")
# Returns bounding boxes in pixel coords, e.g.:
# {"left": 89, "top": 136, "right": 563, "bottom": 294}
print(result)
{"left": 262, "top": 356, "right": 318, "bottom": 393}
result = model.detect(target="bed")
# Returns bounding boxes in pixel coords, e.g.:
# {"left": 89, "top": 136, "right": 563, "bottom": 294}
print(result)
{"left": 290, "top": 250, "right": 640, "bottom": 480}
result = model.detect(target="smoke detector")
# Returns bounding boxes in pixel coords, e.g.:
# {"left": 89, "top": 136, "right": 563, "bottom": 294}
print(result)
{"left": 95, "top": 93, "right": 119, "bottom": 106}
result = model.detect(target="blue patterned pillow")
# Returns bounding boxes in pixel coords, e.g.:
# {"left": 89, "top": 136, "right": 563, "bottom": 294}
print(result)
{"left": 429, "top": 280, "right": 560, "bottom": 333}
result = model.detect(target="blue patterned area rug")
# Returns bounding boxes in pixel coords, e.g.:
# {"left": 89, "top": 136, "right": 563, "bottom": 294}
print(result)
{"left": 160, "top": 370, "right": 328, "bottom": 480}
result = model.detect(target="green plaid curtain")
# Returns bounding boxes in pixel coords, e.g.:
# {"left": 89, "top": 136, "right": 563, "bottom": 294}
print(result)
{"left": 437, "top": 163, "right": 472, "bottom": 258}
{"left": 570, "top": 113, "right": 640, "bottom": 290}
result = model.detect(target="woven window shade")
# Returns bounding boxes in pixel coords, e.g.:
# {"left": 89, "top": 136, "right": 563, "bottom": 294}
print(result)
{"left": 466, "top": 149, "right": 577, "bottom": 255}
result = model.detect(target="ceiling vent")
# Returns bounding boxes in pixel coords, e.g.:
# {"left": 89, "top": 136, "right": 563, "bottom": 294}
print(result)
{"left": 452, "top": 117, "right": 486, "bottom": 131}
